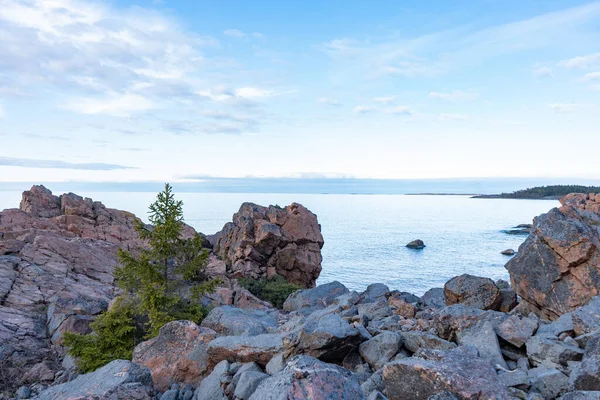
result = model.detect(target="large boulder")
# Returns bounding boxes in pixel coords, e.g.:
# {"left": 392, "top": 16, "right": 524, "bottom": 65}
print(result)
{"left": 200, "top": 306, "right": 276, "bottom": 336}
{"left": 283, "top": 281, "right": 350, "bottom": 315}
{"left": 382, "top": 346, "right": 511, "bottom": 399}
{"left": 32, "top": 360, "right": 154, "bottom": 399}
{"left": 210, "top": 202, "right": 324, "bottom": 287}
{"left": 443, "top": 274, "right": 501, "bottom": 310}
{"left": 131, "top": 321, "right": 216, "bottom": 392}
{"left": 506, "top": 194, "right": 600, "bottom": 320}
{"left": 248, "top": 355, "right": 366, "bottom": 400}
{"left": 207, "top": 334, "right": 283, "bottom": 367}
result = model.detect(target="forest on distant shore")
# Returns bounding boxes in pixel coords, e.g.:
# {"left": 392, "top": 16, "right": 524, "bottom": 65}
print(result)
{"left": 473, "top": 185, "right": 600, "bottom": 199}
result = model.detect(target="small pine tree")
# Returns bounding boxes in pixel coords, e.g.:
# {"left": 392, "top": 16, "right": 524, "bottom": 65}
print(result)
{"left": 65, "top": 184, "right": 218, "bottom": 370}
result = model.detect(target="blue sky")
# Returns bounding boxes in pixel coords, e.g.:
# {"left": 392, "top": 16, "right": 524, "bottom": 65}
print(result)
{"left": 0, "top": 0, "right": 599, "bottom": 183}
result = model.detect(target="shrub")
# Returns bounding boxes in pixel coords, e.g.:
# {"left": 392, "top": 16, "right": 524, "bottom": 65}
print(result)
{"left": 238, "top": 275, "right": 302, "bottom": 308}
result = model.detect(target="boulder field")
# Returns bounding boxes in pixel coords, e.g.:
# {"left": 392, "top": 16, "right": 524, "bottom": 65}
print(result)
{"left": 0, "top": 187, "right": 599, "bottom": 400}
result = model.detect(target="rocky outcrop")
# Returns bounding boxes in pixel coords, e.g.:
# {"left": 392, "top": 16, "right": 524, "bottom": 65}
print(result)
{"left": 0, "top": 186, "right": 147, "bottom": 386}
{"left": 506, "top": 193, "right": 600, "bottom": 320}
{"left": 210, "top": 202, "right": 324, "bottom": 287}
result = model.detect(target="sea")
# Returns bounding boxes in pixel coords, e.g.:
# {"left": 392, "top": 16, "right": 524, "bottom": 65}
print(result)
{"left": 0, "top": 182, "right": 560, "bottom": 295}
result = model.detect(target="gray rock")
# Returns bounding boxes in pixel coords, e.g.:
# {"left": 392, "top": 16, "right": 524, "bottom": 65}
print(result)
{"left": 16, "top": 386, "right": 31, "bottom": 399}
{"left": 361, "top": 283, "right": 389, "bottom": 303}
{"left": 208, "top": 334, "right": 283, "bottom": 367}
{"left": 361, "top": 369, "right": 384, "bottom": 396}
{"left": 497, "top": 315, "right": 539, "bottom": 348}
{"left": 368, "top": 390, "right": 388, "bottom": 400}
{"left": 248, "top": 355, "right": 365, "bottom": 399}
{"left": 283, "top": 312, "right": 362, "bottom": 362}
{"left": 419, "top": 288, "right": 446, "bottom": 308}
{"left": 585, "top": 333, "right": 600, "bottom": 357}
{"left": 572, "top": 296, "right": 600, "bottom": 336}
{"left": 457, "top": 321, "right": 508, "bottom": 369}
{"left": 528, "top": 366, "right": 569, "bottom": 400}
{"left": 200, "top": 306, "right": 276, "bottom": 336}
{"left": 357, "top": 299, "right": 393, "bottom": 322}
{"left": 406, "top": 239, "right": 426, "bottom": 249}
{"left": 182, "top": 390, "right": 194, "bottom": 400}
{"left": 160, "top": 389, "right": 178, "bottom": 400}
{"left": 400, "top": 331, "right": 456, "bottom": 353}
{"left": 382, "top": 346, "right": 511, "bottom": 399}
{"left": 226, "top": 362, "right": 263, "bottom": 395}
{"left": 560, "top": 391, "right": 600, "bottom": 400}
{"left": 265, "top": 353, "right": 286, "bottom": 375}
{"left": 33, "top": 360, "right": 154, "bottom": 400}
{"left": 283, "top": 281, "right": 349, "bottom": 315}
{"left": 569, "top": 355, "right": 600, "bottom": 391}
{"left": 193, "top": 360, "right": 229, "bottom": 400}
{"left": 443, "top": 274, "right": 501, "bottom": 310}
{"left": 526, "top": 335, "right": 584, "bottom": 367}
{"left": 537, "top": 313, "right": 574, "bottom": 338}
{"left": 358, "top": 331, "right": 402, "bottom": 370}
{"left": 498, "top": 369, "right": 529, "bottom": 388}
{"left": 497, "top": 289, "right": 519, "bottom": 313}
{"left": 234, "top": 371, "right": 269, "bottom": 400}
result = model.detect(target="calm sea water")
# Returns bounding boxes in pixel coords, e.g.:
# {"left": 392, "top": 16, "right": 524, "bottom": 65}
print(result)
{"left": 0, "top": 191, "right": 557, "bottom": 295}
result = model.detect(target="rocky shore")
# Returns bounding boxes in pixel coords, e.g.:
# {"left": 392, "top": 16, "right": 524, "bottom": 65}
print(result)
{"left": 1, "top": 186, "right": 600, "bottom": 400}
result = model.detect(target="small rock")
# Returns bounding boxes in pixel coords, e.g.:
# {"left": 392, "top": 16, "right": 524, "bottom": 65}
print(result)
{"left": 569, "top": 355, "right": 600, "bottom": 391}
{"left": 427, "top": 391, "right": 458, "bottom": 400}
{"left": 526, "top": 335, "right": 584, "bottom": 368}
{"left": 358, "top": 332, "right": 402, "bottom": 370}
{"left": 388, "top": 297, "right": 416, "bottom": 318}
{"left": 572, "top": 296, "right": 600, "bottom": 336}
{"left": 234, "top": 371, "right": 269, "bottom": 400}
{"left": 16, "top": 386, "right": 31, "bottom": 399}
{"left": 406, "top": 239, "right": 426, "bottom": 249}
{"left": 501, "top": 249, "right": 516, "bottom": 256}
{"left": 208, "top": 334, "right": 283, "bottom": 368}
{"left": 159, "top": 389, "right": 178, "bottom": 400}
{"left": 400, "top": 331, "right": 456, "bottom": 353}
{"left": 194, "top": 360, "right": 229, "bottom": 400}
{"left": 265, "top": 353, "right": 286, "bottom": 375}
{"left": 528, "top": 366, "right": 569, "bottom": 399}
{"left": 498, "top": 369, "right": 529, "bottom": 388}
{"left": 457, "top": 321, "right": 508, "bottom": 369}
{"left": 419, "top": 288, "right": 446, "bottom": 308}
{"left": 368, "top": 390, "right": 388, "bottom": 400}
{"left": 283, "top": 281, "right": 350, "bottom": 315}
{"left": 443, "top": 274, "right": 501, "bottom": 310}
{"left": 496, "top": 314, "right": 539, "bottom": 348}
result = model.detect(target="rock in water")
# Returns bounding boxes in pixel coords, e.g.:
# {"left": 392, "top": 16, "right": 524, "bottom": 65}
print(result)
{"left": 506, "top": 193, "right": 600, "bottom": 319}
{"left": 406, "top": 239, "right": 426, "bottom": 249}
{"left": 210, "top": 202, "right": 324, "bottom": 287}
{"left": 32, "top": 360, "right": 154, "bottom": 399}
{"left": 501, "top": 249, "right": 515, "bottom": 256}
{"left": 443, "top": 274, "right": 501, "bottom": 310}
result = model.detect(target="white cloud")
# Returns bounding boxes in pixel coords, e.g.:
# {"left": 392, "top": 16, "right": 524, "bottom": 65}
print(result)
{"left": 234, "top": 87, "right": 274, "bottom": 99}
{"left": 549, "top": 103, "right": 588, "bottom": 113}
{"left": 353, "top": 105, "right": 375, "bottom": 114}
{"left": 63, "top": 94, "right": 154, "bottom": 117}
{"left": 385, "top": 106, "right": 414, "bottom": 115}
{"left": 534, "top": 66, "right": 553, "bottom": 78}
{"left": 439, "top": 113, "right": 468, "bottom": 121}
{"left": 559, "top": 53, "right": 600, "bottom": 69}
{"left": 224, "top": 29, "right": 247, "bottom": 38}
{"left": 429, "top": 90, "right": 478, "bottom": 101}
{"left": 317, "top": 97, "right": 341, "bottom": 106}
{"left": 373, "top": 96, "right": 396, "bottom": 104}
{"left": 581, "top": 72, "right": 600, "bottom": 82}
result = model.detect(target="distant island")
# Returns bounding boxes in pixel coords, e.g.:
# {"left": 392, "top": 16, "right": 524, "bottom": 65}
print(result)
{"left": 472, "top": 185, "right": 600, "bottom": 199}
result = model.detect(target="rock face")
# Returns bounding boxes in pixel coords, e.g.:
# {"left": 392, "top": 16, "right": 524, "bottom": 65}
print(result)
{"left": 506, "top": 193, "right": 600, "bottom": 319}
{"left": 210, "top": 202, "right": 324, "bottom": 287}
{"left": 0, "top": 186, "right": 146, "bottom": 383}
{"left": 32, "top": 360, "right": 154, "bottom": 400}
{"left": 131, "top": 321, "right": 217, "bottom": 392}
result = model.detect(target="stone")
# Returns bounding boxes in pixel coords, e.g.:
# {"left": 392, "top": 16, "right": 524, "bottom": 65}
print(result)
{"left": 265, "top": 353, "right": 286, "bottom": 375}
{"left": 506, "top": 195, "right": 600, "bottom": 320}
{"left": 358, "top": 331, "right": 402, "bottom": 370}
{"left": 361, "top": 283, "right": 390, "bottom": 303}
{"left": 536, "top": 313, "right": 574, "bottom": 338}
{"left": 210, "top": 202, "right": 324, "bottom": 287}
{"left": 234, "top": 371, "right": 269, "bottom": 400}
{"left": 131, "top": 321, "right": 216, "bottom": 392}
{"left": 283, "top": 281, "right": 349, "bottom": 315}
{"left": 193, "top": 360, "right": 229, "bottom": 400}
{"left": 208, "top": 334, "right": 283, "bottom": 367}
{"left": 368, "top": 390, "right": 388, "bottom": 400}
{"left": 526, "top": 335, "right": 584, "bottom": 367}
{"left": 498, "top": 369, "right": 529, "bottom": 388}
{"left": 528, "top": 366, "right": 569, "bottom": 399}
{"left": 382, "top": 346, "right": 511, "bottom": 399}
{"left": 248, "top": 355, "right": 365, "bottom": 400}
{"left": 501, "top": 249, "right": 516, "bottom": 256}
{"left": 560, "top": 392, "right": 600, "bottom": 400}
{"left": 585, "top": 333, "right": 600, "bottom": 357}
{"left": 457, "top": 321, "right": 508, "bottom": 369}
{"left": 283, "top": 312, "right": 362, "bottom": 362}
{"left": 160, "top": 389, "right": 178, "bottom": 400}
{"left": 427, "top": 391, "right": 458, "bottom": 400}
{"left": 572, "top": 296, "right": 600, "bottom": 336}
{"left": 16, "top": 386, "right": 31, "bottom": 399}
{"left": 200, "top": 306, "right": 276, "bottom": 336}
{"left": 497, "top": 315, "right": 539, "bottom": 348}
{"left": 419, "top": 288, "right": 446, "bottom": 308}
{"left": 399, "top": 331, "right": 456, "bottom": 353}
{"left": 432, "top": 304, "right": 507, "bottom": 342}
{"left": 569, "top": 355, "right": 600, "bottom": 391}
{"left": 406, "top": 239, "right": 426, "bottom": 249}
{"left": 32, "top": 360, "right": 154, "bottom": 400}
{"left": 498, "top": 289, "right": 519, "bottom": 313}
{"left": 443, "top": 274, "right": 501, "bottom": 310}
{"left": 388, "top": 297, "right": 416, "bottom": 318}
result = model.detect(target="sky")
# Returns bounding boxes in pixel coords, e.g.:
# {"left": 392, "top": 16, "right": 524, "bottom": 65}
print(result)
{"left": 0, "top": 0, "right": 599, "bottom": 184}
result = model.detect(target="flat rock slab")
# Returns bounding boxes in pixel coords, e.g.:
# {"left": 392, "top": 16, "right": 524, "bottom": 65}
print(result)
{"left": 208, "top": 334, "right": 283, "bottom": 367}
